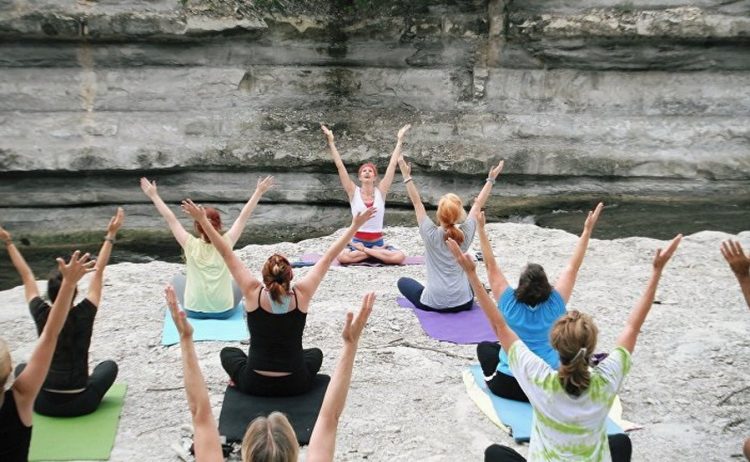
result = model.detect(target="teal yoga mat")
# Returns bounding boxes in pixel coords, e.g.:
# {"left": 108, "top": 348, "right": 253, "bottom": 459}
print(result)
{"left": 28, "top": 383, "right": 127, "bottom": 461}
{"left": 465, "top": 365, "right": 624, "bottom": 443}
{"left": 161, "top": 306, "right": 248, "bottom": 346}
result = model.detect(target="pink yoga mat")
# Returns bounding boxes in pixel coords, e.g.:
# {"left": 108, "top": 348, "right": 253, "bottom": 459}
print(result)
{"left": 396, "top": 297, "right": 497, "bottom": 344}
{"left": 296, "top": 253, "right": 424, "bottom": 267}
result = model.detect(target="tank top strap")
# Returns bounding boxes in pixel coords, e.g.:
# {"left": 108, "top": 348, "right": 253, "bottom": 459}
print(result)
{"left": 259, "top": 287, "right": 297, "bottom": 314}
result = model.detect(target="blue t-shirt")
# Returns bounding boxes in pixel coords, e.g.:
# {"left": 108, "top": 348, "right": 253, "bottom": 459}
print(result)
{"left": 497, "top": 287, "right": 566, "bottom": 376}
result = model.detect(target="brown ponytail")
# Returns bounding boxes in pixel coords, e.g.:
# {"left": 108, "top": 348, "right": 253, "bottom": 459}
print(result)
{"left": 262, "top": 254, "right": 293, "bottom": 303}
{"left": 550, "top": 310, "right": 598, "bottom": 397}
{"left": 436, "top": 193, "right": 467, "bottom": 245}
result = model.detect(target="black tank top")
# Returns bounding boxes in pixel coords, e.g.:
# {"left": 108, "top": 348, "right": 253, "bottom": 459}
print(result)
{"left": 247, "top": 289, "right": 306, "bottom": 372}
{"left": 0, "top": 390, "right": 32, "bottom": 462}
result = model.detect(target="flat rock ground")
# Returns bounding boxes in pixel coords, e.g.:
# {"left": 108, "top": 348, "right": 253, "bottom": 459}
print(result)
{"left": 1, "top": 223, "right": 749, "bottom": 461}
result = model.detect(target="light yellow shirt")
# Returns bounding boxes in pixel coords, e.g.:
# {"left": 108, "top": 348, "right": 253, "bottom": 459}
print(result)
{"left": 183, "top": 234, "right": 234, "bottom": 312}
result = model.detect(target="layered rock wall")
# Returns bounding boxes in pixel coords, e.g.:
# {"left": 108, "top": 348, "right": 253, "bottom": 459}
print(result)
{"left": 0, "top": 0, "right": 748, "bottom": 238}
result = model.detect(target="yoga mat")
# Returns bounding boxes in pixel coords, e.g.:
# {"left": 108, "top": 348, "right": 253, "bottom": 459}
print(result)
{"left": 464, "top": 366, "right": 638, "bottom": 443}
{"left": 397, "top": 297, "right": 496, "bottom": 344}
{"left": 28, "top": 383, "right": 127, "bottom": 461}
{"left": 293, "top": 253, "right": 425, "bottom": 267}
{"left": 218, "top": 375, "right": 330, "bottom": 445}
{"left": 161, "top": 306, "right": 248, "bottom": 346}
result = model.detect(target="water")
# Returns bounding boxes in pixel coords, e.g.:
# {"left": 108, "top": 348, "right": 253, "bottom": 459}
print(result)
{"left": 1, "top": 200, "right": 747, "bottom": 292}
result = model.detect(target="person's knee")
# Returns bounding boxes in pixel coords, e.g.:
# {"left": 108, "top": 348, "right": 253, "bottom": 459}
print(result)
{"left": 14, "top": 362, "right": 26, "bottom": 378}
{"left": 100, "top": 360, "right": 119, "bottom": 379}
{"left": 307, "top": 348, "right": 324, "bottom": 365}
{"left": 484, "top": 444, "right": 524, "bottom": 462}
{"left": 743, "top": 437, "right": 750, "bottom": 461}
{"left": 609, "top": 433, "right": 632, "bottom": 462}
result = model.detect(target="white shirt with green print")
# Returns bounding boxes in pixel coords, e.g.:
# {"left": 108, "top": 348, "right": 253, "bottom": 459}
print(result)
{"left": 508, "top": 340, "right": 632, "bottom": 462}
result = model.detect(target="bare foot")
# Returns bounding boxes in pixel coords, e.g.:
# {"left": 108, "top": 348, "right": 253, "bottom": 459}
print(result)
{"left": 352, "top": 242, "right": 367, "bottom": 253}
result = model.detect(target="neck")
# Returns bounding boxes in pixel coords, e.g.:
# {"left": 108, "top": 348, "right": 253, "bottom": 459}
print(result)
{"left": 361, "top": 182, "right": 375, "bottom": 194}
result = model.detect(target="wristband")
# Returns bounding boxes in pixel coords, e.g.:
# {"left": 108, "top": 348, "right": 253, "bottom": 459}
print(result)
{"left": 104, "top": 237, "right": 116, "bottom": 244}
{"left": 403, "top": 177, "right": 413, "bottom": 184}
{"left": 486, "top": 177, "right": 496, "bottom": 185}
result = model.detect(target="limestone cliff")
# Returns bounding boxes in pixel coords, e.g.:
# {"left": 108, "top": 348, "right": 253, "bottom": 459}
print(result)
{"left": 0, "top": 0, "right": 748, "bottom": 240}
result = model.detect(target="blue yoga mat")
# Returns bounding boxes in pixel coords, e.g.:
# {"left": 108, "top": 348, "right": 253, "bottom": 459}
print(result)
{"left": 466, "top": 365, "right": 623, "bottom": 443}
{"left": 161, "top": 306, "right": 248, "bottom": 346}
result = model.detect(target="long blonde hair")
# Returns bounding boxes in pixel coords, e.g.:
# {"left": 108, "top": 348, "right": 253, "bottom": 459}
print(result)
{"left": 241, "top": 412, "right": 298, "bottom": 462}
{"left": 436, "top": 193, "right": 466, "bottom": 245}
{"left": 550, "top": 311, "right": 598, "bottom": 397}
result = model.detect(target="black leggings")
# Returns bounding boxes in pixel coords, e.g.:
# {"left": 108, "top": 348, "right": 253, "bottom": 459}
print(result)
{"left": 220, "top": 347, "right": 323, "bottom": 397}
{"left": 477, "top": 342, "right": 529, "bottom": 402}
{"left": 397, "top": 277, "right": 473, "bottom": 313}
{"left": 484, "top": 433, "right": 632, "bottom": 462}
{"left": 15, "top": 360, "right": 118, "bottom": 417}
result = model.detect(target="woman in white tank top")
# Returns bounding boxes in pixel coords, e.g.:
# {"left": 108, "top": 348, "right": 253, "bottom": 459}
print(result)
{"left": 321, "top": 123, "right": 411, "bottom": 265}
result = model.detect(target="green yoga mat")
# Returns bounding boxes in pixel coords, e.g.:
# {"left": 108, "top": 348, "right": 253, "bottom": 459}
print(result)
{"left": 28, "top": 383, "right": 127, "bottom": 461}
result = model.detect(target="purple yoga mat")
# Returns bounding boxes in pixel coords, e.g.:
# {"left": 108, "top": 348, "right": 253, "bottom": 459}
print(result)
{"left": 297, "top": 253, "right": 425, "bottom": 267}
{"left": 396, "top": 296, "right": 497, "bottom": 344}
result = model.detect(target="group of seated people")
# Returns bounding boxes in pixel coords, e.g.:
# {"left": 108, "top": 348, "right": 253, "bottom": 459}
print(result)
{"left": 1, "top": 124, "right": 749, "bottom": 462}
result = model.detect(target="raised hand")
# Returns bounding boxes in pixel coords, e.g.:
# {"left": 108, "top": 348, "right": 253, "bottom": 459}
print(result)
{"left": 0, "top": 225, "right": 11, "bottom": 243}
{"left": 140, "top": 177, "right": 158, "bottom": 198}
{"left": 321, "top": 124, "right": 335, "bottom": 143}
{"left": 583, "top": 202, "right": 604, "bottom": 234}
{"left": 255, "top": 175, "right": 275, "bottom": 195}
{"left": 107, "top": 207, "right": 125, "bottom": 235}
{"left": 488, "top": 160, "right": 504, "bottom": 181}
{"left": 165, "top": 284, "right": 193, "bottom": 339}
{"left": 721, "top": 240, "right": 750, "bottom": 277}
{"left": 343, "top": 292, "right": 375, "bottom": 345}
{"left": 181, "top": 199, "right": 207, "bottom": 222}
{"left": 447, "top": 238, "right": 476, "bottom": 273}
{"left": 398, "top": 155, "right": 412, "bottom": 178}
{"left": 653, "top": 234, "right": 683, "bottom": 272}
{"left": 397, "top": 124, "right": 411, "bottom": 141}
{"left": 352, "top": 207, "right": 377, "bottom": 228}
{"left": 56, "top": 251, "right": 96, "bottom": 284}
{"left": 477, "top": 210, "right": 487, "bottom": 229}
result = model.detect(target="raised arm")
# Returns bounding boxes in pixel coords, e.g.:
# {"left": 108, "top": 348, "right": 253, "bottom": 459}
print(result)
{"left": 182, "top": 199, "right": 261, "bottom": 297}
{"left": 377, "top": 124, "right": 411, "bottom": 197}
{"left": 0, "top": 225, "right": 39, "bottom": 303}
{"left": 477, "top": 212, "right": 509, "bottom": 299}
{"left": 225, "top": 176, "right": 275, "bottom": 246}
{"left": 140, "top": 177, "right": 190, "bottom": 247}
{"left": 721, "top": 240, "right": 750, "bottom": 310}
{"left": 448, "top": 239, "right": 519, "bottom": 352}
{"left": 398, "top": 156, "right": 427, "bottom": 224}
{"left": 13, "top": 251, "right": 95, "bottom": 425}
{"left": 321, "top": 124, "right": 356, "bottom": 200}
{"left": 616, "top": 234, "right": 682, "bottom": 354}
{"left": 165, "top": 285, "right": 223, "bottom": 462}
{"left": 87, "top": 207, "right": 124, "bottom": 307}
{"left": 294, "top": 208, "right": 376, "bottom": 303}
{"left": 554, "top": 202, "right": 604, "bottom": 304}
{"left": 468, "top": 160, "right": 504, "bottom": 219}
{"left": 307, "top": 292, "right": 374, "bottom": 462}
